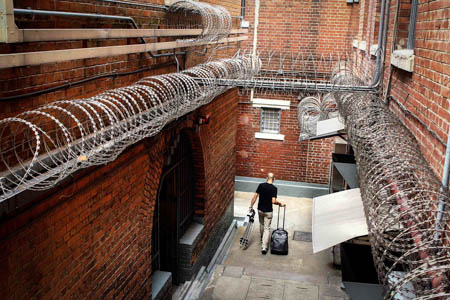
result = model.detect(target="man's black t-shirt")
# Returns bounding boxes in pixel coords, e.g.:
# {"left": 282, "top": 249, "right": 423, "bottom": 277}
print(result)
{"left": 256, "top": 182, "right": 278, "bottom": 212}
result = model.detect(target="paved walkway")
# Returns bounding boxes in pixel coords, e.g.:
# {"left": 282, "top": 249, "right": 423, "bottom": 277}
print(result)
{"left": 201, "top": 192, "right": 349, "bottom": 300}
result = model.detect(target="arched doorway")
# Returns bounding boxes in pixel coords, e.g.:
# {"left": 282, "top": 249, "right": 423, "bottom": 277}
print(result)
{"left": 152, "top": 132, "right": 195, "bottom": 284}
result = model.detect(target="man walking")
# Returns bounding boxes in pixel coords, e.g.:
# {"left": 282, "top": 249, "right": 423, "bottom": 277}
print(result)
{"left": 249, "top": 173, "right": 285, "bottom": 255}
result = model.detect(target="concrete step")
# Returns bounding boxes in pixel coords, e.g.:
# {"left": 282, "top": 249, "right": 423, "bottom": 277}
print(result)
{"left": 173, "top": 280, "right": 192, "bottom": 300}
{"left": 184, "top": 266, "right": 206, "bottom": 299}
{"left": 180, "top": 220, "right": 239, "bottom": 300}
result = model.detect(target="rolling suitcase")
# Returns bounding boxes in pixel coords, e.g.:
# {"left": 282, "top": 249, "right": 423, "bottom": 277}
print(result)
{"left": 270, "top": 205, "right": 288, "bottom": 255}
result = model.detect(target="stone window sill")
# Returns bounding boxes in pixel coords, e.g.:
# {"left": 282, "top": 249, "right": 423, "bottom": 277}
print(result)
{"left": 391, "top": 49, "right": 414, "bottom": 72}
{"left": 152, "top": 271, "right": 171, "bottom": 300}
{"left": 255, "top": 132, "right": 285, "bottom": 141}
{"left": 252, "top": 98, "right": 290, "bottom": 110}
{"left": 370, "top": 44, "right": 378, "bottom": 56}
{"left": 352, "top": 40, "right": 367, "bottom": 52}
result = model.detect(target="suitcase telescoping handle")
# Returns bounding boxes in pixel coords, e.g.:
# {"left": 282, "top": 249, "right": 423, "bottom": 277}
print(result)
{"left": 277, "top": 204, "right": 286, "bottom": 229}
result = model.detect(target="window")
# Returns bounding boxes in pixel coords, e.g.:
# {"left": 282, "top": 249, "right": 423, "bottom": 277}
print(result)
{"left": 390, "top": 0, "right": 418, "bottom": 72}
{"left": 260, "top": 108, "right": 281, "bottom": 134}
{"left": 395, "top": 0, "right": 418, "bottom": 50}
{"left": 252, "top": 98, "right": 289, "bottom": 141}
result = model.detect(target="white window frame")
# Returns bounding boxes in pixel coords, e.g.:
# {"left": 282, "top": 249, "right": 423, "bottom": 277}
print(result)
{"left": 252, "top": 98, "right": 290, "bottom": 141}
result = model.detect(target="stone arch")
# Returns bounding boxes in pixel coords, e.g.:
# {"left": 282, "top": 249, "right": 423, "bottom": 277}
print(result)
{"left": 183, "top": 128, "right": 207, "bottom": 222}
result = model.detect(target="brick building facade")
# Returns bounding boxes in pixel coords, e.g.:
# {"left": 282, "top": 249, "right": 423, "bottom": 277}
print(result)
{"left": 0, "top": 87, "right": 238, "bottom": 299}
{"left": 350, "top": 0, "right": 449, "bottom": 179}
{"left": 0, "top": 0, "right": 240, "bottom": 299}
{"left": 0, "top": 0, "right": 449, "bottom": 299}
{"left": 235, "top": 0, "right": 359, "bottom": 184}
{"left": 236, "top": 93, "right": 334, "bottom": 184}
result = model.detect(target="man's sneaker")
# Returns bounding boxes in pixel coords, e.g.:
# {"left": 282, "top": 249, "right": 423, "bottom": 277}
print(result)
{"left": 261, "top": 249, "right": 268, "bottom": 255}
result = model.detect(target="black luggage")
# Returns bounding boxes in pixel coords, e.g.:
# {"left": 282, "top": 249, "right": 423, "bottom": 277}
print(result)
{"left": 270, "top": 205, "right": 288, "bottom": 255}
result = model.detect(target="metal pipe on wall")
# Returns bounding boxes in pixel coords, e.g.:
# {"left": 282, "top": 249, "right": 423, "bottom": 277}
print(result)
{"left": 14, "top": 8, "right": 186, "bottom": 59}
{"left": 14, "top": 8, "right": 134, "bottom": 21}
{"left": 434, "top": 125, "right": 450, "bottom": 240}
{"left": 249, "top": 0, "right": 260, "bottom": 103}
{"left": 95, "top": 0, "right": 167, "bottom": 10}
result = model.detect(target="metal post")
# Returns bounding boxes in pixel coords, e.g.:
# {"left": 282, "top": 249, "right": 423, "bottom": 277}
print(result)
{"left": 250, "top": 0, "right": 260, "bottom": 103}
{"left": 434, "top": 125, "right": 450, "bottom": 240}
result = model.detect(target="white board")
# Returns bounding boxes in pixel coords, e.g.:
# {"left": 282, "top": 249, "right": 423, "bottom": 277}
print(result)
{"left": 312, "top": 188, "right": 368, "bottom": 253}
{"left": 316, "top": 117, "right": 345, "bottom": 136}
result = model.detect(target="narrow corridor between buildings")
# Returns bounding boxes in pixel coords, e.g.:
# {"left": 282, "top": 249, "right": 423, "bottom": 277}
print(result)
{"left": 196, "top": 192, "right": 349, "bottom": 300}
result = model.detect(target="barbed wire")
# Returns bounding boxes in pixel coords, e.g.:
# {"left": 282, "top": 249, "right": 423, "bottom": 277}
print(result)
{"left": 167, "top": 0, "right": 232, "bottom": 44}
{"left": 331, "top": 69, "right": 450, "bottom": 299}
{"left": 0, "top": 55, "right": 261, "bottom": 201}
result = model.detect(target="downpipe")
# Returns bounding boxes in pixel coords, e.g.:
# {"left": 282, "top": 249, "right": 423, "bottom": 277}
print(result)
{"left": 434, "top": 125, "right": 450, "bottom": 240}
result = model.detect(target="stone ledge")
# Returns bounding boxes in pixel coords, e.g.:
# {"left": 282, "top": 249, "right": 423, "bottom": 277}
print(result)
{"left": 358, "top": 41, "right": 367, "bottom": 52}
{"left": 152, "top": 271, "right": 172, "bottom": 300}
{"left": 180, "top": 223, "right": 204, "bottom": 246}
{"left": 255, "top": 132, "right": 285, "bottom": 141}
{"left": 370, "top": 44, "right": 378, "bottom": 56}
{"left": 252, "top": 98, "right": 291, "bottom": 110}
{"left": 390, "top": 49, "right": 414, "bottom": 72}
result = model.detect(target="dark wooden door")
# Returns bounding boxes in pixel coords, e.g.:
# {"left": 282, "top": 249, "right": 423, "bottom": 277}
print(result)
{"left": 154, "top": 133, "right": 194, "bottom": 284}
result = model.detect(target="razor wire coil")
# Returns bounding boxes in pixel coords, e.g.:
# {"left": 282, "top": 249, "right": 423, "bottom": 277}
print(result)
{"left": 0, "top": 55, "right": 260, "bottom": 200}
{"left": 331, "top": 69, "right": 450, "bottom": 299}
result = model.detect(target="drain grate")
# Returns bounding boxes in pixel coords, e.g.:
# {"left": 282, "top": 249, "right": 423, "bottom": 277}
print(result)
{"left": 293, "top": 231, "right": 312, "bottom": 242}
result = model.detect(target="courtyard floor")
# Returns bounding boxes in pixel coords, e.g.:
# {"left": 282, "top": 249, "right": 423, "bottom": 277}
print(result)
{"left": 200, "top": 192, "right": 350, "bottom": 300}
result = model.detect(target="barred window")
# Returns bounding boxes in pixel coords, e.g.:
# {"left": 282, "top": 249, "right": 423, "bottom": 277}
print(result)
{"left": 260, "top": 108, "right": 281, "bottom": 134}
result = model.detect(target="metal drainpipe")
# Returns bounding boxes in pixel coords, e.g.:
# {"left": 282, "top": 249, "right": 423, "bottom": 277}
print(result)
{"left": 434, "top": 125, "right": 450, "bottom": 240}
{"left": 249, "top": 0, "right": 260, "bottom": 103}
{"left": 13, "top": 8, "right": 186, "bottom": 59}
{"left": 96, "top": 0, "right": 167, "bottom": 10}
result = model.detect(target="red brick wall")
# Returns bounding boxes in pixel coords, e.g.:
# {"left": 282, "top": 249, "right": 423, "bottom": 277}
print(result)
{"left": 236, "top": 93, "right": 334, "bottom": 184}
{"left": 191, "top": 89, "right": 238, "bottom": 259}
{"left": 0, "top": 0, "right": 175, "bottom": 119}
{"left": 0, "top": 1, "right": 240, "bottom": 298}
{"left": 241, "top": 0, "right": 359, "bottom": 55}
{"left": 353, "top": 0, "right": 450, "bottom": 178}
{"left": 390, "top": 0, "right": 449, "bottom": 178}
{"left": 0, "top": 140, "right": 157, "bottom": 299}
{"left": 234, "top": 0, "right": 359, "bottom": 185}
{"left": 0, "top": 88, "right": 238, "bottom": 299}
{"left": 0, "top": 0, "right": 242, "bottom": 119}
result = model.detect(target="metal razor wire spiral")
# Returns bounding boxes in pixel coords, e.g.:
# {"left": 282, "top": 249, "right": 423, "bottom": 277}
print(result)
{"left": 168, "top": 0, "right": 232, "bottom": 44}
{"left": 331, "top": 68, "right": 450, "bottom": 299}
{"left": 0, "top": 55, "right": 261, "bottom": 200}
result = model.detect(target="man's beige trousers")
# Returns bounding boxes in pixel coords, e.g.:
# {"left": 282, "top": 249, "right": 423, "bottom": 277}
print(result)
{"left": 258, "top": 210, "right": 273, "bottom": 250}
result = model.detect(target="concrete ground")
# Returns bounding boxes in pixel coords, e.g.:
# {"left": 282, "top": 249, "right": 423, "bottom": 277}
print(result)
{"left": 201, "top": 192, "right": 349, "bottom": 300}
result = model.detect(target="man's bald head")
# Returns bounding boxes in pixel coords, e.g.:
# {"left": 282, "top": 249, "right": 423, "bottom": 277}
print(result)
{"left": 266, "top": 172, "right": 275, "bottom": 184}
